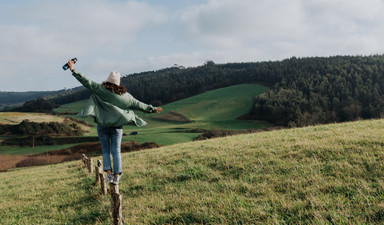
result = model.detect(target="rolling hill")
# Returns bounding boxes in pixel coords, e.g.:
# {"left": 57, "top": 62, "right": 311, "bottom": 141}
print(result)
{"left": 158, "top": 84, "right": 269, "bottom": 121}
{"left": 1, "top": 119, "right": 383, "bottom": 224}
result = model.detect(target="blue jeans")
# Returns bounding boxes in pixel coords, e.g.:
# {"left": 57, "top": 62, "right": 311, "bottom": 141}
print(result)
{"left": 97, "top": 125, "right": 123, "bottom": 174}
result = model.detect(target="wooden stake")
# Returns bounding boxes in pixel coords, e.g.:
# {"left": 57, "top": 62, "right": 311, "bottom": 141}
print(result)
{"left": 110, "top": 183, "right": 123, "bottom": 225}
{"left": 88, "top": 157, "right": 93, "bottom": 174}
{"left": 100, "top": 173, "right": 107, "bottom": 195}
{"left": 95, "top": 165, "right": 100, "bottom": 185}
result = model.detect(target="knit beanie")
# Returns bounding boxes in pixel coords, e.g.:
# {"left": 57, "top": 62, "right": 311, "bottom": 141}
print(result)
{"left": 107, "top": 71, "right": 121, "bottom": 86}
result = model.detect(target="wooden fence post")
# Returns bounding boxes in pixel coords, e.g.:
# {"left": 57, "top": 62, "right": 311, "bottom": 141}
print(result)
{"left": 100, "top": 174, "right": 108, "bottom": 195}
{"left": 110, "top": 183, "right": 123, "bottom": 225}
{"left": 88, "top": 157, "right": 93, "bottom": 174}
{"left": 80, "top": 156, "right": 123, "bottom": 224}
{"left": 95, "top": 164, "right": 100, "bottom": 186}
{"left": 98, "top": 160, "right": 107, "bottom": 195}
{"left": 82, "top": 154, "right": 86, "bottom": 167}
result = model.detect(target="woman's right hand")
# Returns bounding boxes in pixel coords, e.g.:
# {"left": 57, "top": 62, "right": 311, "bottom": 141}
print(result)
{"left": 156, "top": 107, "right": 163, "bottom": 113}
{"left": 68, "top": 60, "right": 75, "bottom": 72}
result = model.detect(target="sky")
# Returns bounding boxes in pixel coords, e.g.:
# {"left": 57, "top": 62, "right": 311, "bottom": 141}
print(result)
{"left": 1, "top": 0, "right": 384, "bottom": 91}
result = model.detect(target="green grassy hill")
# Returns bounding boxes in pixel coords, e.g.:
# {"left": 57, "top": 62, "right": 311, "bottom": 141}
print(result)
{"left": 54, "top": 84, "right": 271, "bottom": 146}
{"left": 159, "top": 84, "right": 268, "bottom": 121}
{"left": 1, "top": 119, "right": 384, "bottom": 224}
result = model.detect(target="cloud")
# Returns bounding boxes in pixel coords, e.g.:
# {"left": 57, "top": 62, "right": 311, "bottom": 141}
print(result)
{"left": 175, "top": 0, "right": 384, "bottom": 59}
{"left": 176, "top": 0, "right": 308, "bottom": 49}
{"left": 0, "top": 0, "right": 168, "bottom": 90}
{"left": 1, "top": 0, "right": 167, "bottom": 56}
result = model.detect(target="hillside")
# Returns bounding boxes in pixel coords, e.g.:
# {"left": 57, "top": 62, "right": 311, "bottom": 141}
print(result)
{"left": 40, "top": 55, "right": 384, "bottom": 128}
{"left": 158, "top": 84, "right": 269, "bottom": 121}
{"left": 1, "top": 119, "right": 384, "bottom": 224}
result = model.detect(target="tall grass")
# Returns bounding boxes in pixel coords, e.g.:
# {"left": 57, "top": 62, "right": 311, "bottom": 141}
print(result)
{"left": 1, "top": 119, "right": 384, "bottom": 224}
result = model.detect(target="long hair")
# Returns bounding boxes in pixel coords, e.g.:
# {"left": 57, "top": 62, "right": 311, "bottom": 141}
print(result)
{"left": 102, "top": 82, "right": 127, "bottom": 95}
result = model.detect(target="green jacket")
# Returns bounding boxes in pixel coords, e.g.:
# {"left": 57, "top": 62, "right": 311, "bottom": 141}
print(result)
{"left": 72, "top": 70, "right": 157, "bottom": 128}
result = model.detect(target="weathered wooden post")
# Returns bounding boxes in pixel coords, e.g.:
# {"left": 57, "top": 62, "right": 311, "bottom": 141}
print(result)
{"left": 82, "top": 154, "right": 86, "bottom": 166}
{"left": 110, "top": 183, "right": 123, "bottom": 225}
{"left": 95, "top": 160, "right": 101, "bottom": 186}
{"left": 86, "top": 157, "right": 89, "bottom": 171}
{"left": 88, "top": 157, "right": 93, "bottom": 174}
{"left": 98, "top": 160, "right": 107, "bottom": 195}
{"left": 82, "top": 154, "right": 89, "bottom": 170}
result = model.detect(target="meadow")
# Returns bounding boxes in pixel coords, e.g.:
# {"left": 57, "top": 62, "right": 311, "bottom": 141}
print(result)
{"left": 1, "top": 119, "right": 383, "bottom": 224}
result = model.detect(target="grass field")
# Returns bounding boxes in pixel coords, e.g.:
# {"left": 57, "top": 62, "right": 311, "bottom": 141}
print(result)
{"left": 158, "top": 84, "right": 269, "bottom": 121}
{"left": 1, "top": 119, "right": 384, "bottom": 224}
{"left": 53, "top": 99, "right": 88, "bottom": 114}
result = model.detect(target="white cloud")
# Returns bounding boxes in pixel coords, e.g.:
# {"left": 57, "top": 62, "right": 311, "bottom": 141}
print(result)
{"left": 175, "top": 0, "right": 384, "bottom": 59}
{"left": 176, "top": 0, "right": 309, "bottom": 48}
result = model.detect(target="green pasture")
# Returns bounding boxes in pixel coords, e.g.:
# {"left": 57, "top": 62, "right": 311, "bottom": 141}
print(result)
{"left": 1, "top": 119, "right": 384, "bottom": 224}
{"left": 53, "top": 99, "right": 88, "bottom": 113}
{"left": 158, "top": 84, "right": 269, "bottom": 121}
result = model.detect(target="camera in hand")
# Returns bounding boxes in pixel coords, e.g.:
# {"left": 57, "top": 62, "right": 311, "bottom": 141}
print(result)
{"left": 62, "top": 58, "right": 78, "bottom": 70}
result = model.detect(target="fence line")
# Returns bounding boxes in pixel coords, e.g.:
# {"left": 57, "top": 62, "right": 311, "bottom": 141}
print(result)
{"left": 81, "top": 154, "right": 123, "bottom": 225}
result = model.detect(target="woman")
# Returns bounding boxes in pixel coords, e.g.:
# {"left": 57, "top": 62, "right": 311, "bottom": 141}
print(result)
{"left": 67, "top": 59, "right": 162, "bottom": 184}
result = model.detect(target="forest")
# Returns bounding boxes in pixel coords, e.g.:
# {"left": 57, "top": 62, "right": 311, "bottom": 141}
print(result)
{"left": 248, "top": 56, "right": 384, "bottom": 126}
{"left": 13, "top": 55, "right": 384, "bottom": 127}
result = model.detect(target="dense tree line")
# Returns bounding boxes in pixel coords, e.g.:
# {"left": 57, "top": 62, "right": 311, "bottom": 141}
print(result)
{"left": 249, "top": 56, "right": 384, "bottom": 126}
{"left": 0, "top": 90, "right": 58, "bottom": 105}
{"left": 11, "top": 98, "right": 59, "bottom": 113}
{"left": 0, "top": 90, "right": 63, "bottom": 110}
{"left": 20, "top": 55, "right": 384, "bottom": 127}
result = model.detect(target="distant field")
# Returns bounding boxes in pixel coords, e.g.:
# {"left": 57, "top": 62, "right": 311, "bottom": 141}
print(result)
{"left": 158, "top": 84, "right": 269, "bottom": 122}
{"left": 1, "top": 119, "right": 384, "bottom": 224}
{"left": 0, "top": 112, "right": 64, "bottom": 125}
{"left": 53, "top": 100, "right": 88, "bottom": 114}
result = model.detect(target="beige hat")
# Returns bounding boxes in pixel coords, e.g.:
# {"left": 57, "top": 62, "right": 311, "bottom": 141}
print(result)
{"left": 107, "top": 71, "right": 121, "bottom": 86}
